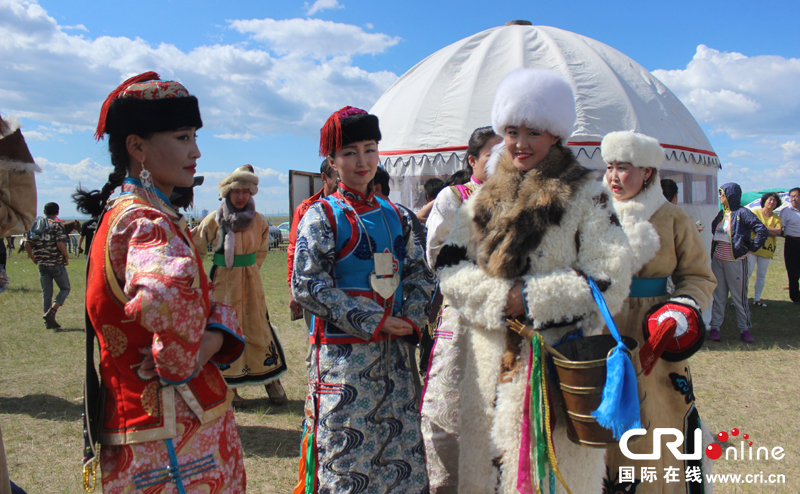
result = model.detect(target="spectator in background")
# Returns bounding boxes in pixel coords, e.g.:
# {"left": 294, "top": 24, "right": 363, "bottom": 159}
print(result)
{"left": 661, "top": 178, "right": 679, "bottom": 204}
{"left": 780, "top": 187, "right": 800, "bottom": 304}
{"left": 63, "top": 220, "right": 80, "bottom": 254}
{"left": 708, "top": 183, "right": 768, "bottom": 342}
{"left": 661, "top": 178, "right": 705, "bottom": 232}
{"left": 425, "top": 177, "right": 445, "bottom": 202}
{"left": 288, "top": 158, "right": 338, "bottom": 321}
{"left": 25, "top": 202, "right": 70, "bottom": 330}
{"left": 193, "top": 165, "right": 289, "bottom": 405}
{"left": 415, "top": 177, "right": 446, "bottom": 223}
{"left": 747, "top": 192, "right": 782, "bottom": 307}
{"left": 77, "top": 216, "right": 98, "bottom": 260}
{"left": 373, "top": 166, "right": 426, "bottom": 252}
{"left": 444, "top": 168, "right": 471, "bottom": 187}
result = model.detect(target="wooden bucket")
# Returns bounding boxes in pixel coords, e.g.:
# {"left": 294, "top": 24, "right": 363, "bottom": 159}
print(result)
{"left": 551, "top": 334, "right": 648, "bottom": 448}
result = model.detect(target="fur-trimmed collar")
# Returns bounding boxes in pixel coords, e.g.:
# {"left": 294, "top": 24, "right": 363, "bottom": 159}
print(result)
{"left": 471, "top": 145, "right": 592, "bottom": 278}
{"left": 603, "top": 172, "right": 666, "bottom": 274}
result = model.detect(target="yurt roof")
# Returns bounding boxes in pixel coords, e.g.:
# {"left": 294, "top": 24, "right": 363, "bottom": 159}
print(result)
{"left": 371, "top": 23, "right": 719, "bottom": 173}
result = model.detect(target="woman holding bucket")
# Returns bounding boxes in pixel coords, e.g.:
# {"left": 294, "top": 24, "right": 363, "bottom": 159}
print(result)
{"left": 601, "top": 131, "right": 716, "bottom": 493}
{"left": 436, "top": 68, "right": 633, "bottom": 494}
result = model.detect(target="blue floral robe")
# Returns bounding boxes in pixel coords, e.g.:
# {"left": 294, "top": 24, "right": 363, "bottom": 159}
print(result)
{"left": 292, "top": 184, "right": 434, "bottom": 494}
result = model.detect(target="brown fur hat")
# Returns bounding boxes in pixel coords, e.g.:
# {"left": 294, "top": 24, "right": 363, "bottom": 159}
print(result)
{"left": 218, "top": 164, "right": 258, "bottom": 198}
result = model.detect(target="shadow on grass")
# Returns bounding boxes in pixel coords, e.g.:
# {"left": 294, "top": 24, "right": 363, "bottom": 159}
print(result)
{"left": 4, "top": 286, "right": 36, "bottom": 293}
{"left": 235, "top": 397, "right": 304, "bottom": 415}
{"left": 702, "top": 299, "right": 800, "bottom": 351}
{"left": 237, "top": 425, "right": 303, "bottom": 459}
{"left": 0, "top": 394, "right": 83, "bottom": 421}
{"left": 55, "top": 326, "right": 85, "bottom": 333}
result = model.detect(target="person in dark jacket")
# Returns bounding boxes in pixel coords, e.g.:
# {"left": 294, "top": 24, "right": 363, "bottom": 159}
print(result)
{"left": 708, "top": 182, "right": 768, "bottom": 343}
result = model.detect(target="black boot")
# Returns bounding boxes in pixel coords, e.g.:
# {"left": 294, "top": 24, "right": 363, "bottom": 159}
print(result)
{"left": 43, "top": 305, "right": 61, "bottom": 330}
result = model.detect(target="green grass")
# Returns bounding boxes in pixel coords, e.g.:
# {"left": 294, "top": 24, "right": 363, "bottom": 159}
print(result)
{"left": 0, "top": 239, "right": 797, "bottom": 492}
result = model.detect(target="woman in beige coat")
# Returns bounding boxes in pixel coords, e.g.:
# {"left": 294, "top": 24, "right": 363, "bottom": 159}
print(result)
{"left": 193, "top": 164, "right": 288, "bottom": 404}
{"left": 600, "top": 131, "right": 716, "bottom": 493}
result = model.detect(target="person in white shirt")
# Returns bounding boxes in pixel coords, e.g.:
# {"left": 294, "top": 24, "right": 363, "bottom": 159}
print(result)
{"left": 780, "top": 187, "right": 800, "bottom": 304}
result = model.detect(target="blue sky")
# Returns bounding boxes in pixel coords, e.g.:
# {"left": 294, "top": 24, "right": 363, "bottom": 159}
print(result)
{"left": 3, "top": 0, "right": 800, "bottom": 217}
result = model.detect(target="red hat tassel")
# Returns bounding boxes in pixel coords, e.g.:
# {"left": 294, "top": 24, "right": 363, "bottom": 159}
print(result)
{"left": 94, "top": 71, "right": 160, "bottom": 141}
{"left": 319, "top": 106, "right": 354, "bottom": 156}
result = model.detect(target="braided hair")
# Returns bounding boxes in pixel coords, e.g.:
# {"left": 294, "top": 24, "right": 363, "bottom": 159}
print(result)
{"left": 72, "top": 133, "right": 150, "bottom": 217}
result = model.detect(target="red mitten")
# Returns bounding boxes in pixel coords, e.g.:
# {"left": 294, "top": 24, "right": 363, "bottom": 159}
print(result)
{"left": 641, "top": 300, "right": 705, "bottom": 372}
{"left": 639, "top": 318, "right": 677, "bottom": 375}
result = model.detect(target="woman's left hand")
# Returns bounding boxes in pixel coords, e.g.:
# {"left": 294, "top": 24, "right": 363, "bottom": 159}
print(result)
{"left": 504, "top": 281, "right": 526, "bottom": 318}
{"left": 196, "top": 329, "right": 224, "bottom": 373}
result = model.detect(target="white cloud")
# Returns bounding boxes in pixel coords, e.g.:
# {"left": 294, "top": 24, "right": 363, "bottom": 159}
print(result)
{"left": 213, "top": 132, "right": 259, "bottom": 141}
{"left": 305, "top": 0, "right": 344, "bottom": 16}
{"left": 728, "top": 149, "right": 754, "bottom": 159}
{"left": 62, "top": 24, "right": 88, "bottom": 32}
{"left": 780, "top": 140, "right": 800, "bottom": 159}
{"left": 365, "top": 23, "right": 373, "bottom": 29}
{"left": 653, "top": 45, "right": 800, "bottom": 139}
{"left": 0, "top": 1, "right": 400, "bottom": 138}
{"left": 22, "top": 130, "right": 46, "bottom": 141}
{"left": 31, "top": 157, "right": 113, "bottom": 216}
{"left": 229, "top": 17, "right": 400, "bottom": 60}
{"left": 35, "top": 156, "right": 113, "bottom": 186}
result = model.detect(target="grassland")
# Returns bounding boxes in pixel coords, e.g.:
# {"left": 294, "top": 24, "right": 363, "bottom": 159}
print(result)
{"left": 0, "top": 238, "right": 797, "bottom": 492}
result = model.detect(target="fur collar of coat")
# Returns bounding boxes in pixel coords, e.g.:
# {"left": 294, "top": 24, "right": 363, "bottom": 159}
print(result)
{"left": 471, "top": 145, "right": 592, "bottom": 279}
{"left": 604, "top": 172, "right": 666, "bottom": 274}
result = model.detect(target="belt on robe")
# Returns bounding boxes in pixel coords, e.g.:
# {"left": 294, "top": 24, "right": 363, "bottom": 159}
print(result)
{"left": 213, "top": 252, "right": 256, "bottom": 267}
{"left": 629, "top": 277, "right": 669, "bottom": 298}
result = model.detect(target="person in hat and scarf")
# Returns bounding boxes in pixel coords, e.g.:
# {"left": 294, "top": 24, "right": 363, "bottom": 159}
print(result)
{"left": 291, "top": 106, "right": 434, "bottom": 493}
{"left": 600, "top": 131, "right": 717, "bottom": 493}
{"left": 435, "top": 68, "right": 633, "bottom": 494}
{"left": 193, "top": 164, "right": 289, "bottom": 405}
{"left": 73, "top": 72, "right": 246, "bottom": 493}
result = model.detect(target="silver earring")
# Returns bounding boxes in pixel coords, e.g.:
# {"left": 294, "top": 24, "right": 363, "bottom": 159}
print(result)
{"left": 139, "top": 158, "right": 153, "bottom": 189}
{"left": 139, "top": 159, "right": 161, "bottom": 205}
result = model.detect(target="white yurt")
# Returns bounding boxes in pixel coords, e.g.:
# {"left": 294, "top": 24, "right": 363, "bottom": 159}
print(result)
{"left": 371, "top": 22, "right": 720, "bottom": 248}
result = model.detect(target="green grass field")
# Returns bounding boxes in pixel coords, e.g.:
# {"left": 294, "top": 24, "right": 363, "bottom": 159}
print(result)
{"left": 0, "top": 239, "right": 797, "bottom": 492}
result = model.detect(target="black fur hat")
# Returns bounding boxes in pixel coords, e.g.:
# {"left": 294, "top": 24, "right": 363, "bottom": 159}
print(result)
{"left": 95, "top": 71, "right": 202, "bottom": 140}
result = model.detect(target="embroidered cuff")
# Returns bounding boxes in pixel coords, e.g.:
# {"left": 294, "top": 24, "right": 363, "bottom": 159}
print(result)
{"left": 206, "top": 323, "right": 245, "bottom": 366}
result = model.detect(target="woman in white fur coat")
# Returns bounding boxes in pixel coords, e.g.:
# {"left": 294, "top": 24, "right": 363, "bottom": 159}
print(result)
{"left": 600, "top": 131, "right": 716, "bottom": 494}
{"left": 435, "top": 68, "right": 633, "bottom": 494}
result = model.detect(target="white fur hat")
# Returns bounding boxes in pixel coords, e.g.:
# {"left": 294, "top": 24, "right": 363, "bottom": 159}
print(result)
{"left": 218, "top": 164, "right": 258, "bottom": 198}
{"left": 491, "top": 68, "right": 576, "bottom": 143}
{"left": 601, "top": 131, "right": 665, "bottom": 170}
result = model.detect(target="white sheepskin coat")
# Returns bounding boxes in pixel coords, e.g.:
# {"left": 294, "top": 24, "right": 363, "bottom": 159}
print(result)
{"left": 438, "top": 177, "right": 633, "bottom": 494}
